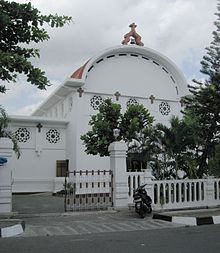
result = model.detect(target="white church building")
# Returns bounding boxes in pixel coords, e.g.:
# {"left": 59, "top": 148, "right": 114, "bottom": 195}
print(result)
{"left": 8, "top": 24, "right": 188, "bottom": 193}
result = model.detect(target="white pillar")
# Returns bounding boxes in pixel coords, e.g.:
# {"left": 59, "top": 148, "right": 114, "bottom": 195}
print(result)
{"left": 144, "top": 166, "right": 154, "bottom": 201}
{"left": 108, "top": 141, "right": 128, "bottom": 209}
{"left": 0, "top": 138, "right": 13, "bottom": 214}
{"left": 206, "top": 178, "right": 215, "bottom": 207}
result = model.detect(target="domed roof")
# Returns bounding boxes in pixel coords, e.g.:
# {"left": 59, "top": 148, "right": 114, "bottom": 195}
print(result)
{"left": 33, "top": 44, "right": 188, "bottom": 116}
{"left": 69, "top": 45, "right": 188, "bottom": 98}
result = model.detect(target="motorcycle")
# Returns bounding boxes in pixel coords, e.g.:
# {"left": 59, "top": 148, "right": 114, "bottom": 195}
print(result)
{"left": 133, "top": 184, "right": 152, "bottom": 218}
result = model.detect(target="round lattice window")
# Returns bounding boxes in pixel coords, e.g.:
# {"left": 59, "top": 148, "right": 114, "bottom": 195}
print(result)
{"left": 46, "top": 129, "right": 60, "bottom": 144}
{"left": 127, "top": 98, "right": 138, "bottom": 108}
{"left": 15, "top": 128, "right": 30, "bottom": 143}
{"left": 90, "top": 95, "right": 103, "bottom": 110}
{"left": 159, "top": 101, "right": 171, "bottom": 115}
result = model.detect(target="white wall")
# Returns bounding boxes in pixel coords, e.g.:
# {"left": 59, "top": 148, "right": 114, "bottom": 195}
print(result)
{"left": 69, "top": 49, "right": 187, "bottom": 171}
{"left": 67, "top": 90, "right": 183, "bottom": 171}
{"left": 9, "top": 121, "right": 67, "bottom": 192}
{"left": 85, "top": 54, "right": 180, "bottom": 100}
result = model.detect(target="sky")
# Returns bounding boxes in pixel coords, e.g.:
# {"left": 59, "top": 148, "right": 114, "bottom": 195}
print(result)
{"left": 0, "top": 0, "right": 218, "bottom": 115}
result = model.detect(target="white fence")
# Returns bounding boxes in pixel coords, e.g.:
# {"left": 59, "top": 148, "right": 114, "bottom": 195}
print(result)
{"left": 64, "top": 168, "right": 220, "bottom": 212}
{"left": 127, "top": 170, "right": 220, "bottom": 210}
{"left": 128, "top": 171, "right": 145, "bottom": 197}
{"left": 62, "top": 141, "right": 220, "bottom": 212}
{"left": 64, "top": 170, "right": 113, "bottom": 211}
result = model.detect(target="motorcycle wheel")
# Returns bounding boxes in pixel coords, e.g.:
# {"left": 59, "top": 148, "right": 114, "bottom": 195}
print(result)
{"left": 139, "top": 208, "right": 147, "bottom": 218}
{"left": 135, "top": 203, "right": 140, "bottom": 214}
{"left": 146, "top": 206, "right": 152, "bottom": 214}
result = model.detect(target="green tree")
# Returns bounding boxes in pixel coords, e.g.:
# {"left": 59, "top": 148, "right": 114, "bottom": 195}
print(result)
{"left": 81, "top": 99, "right": 155, "bottom": 160}
{"left": 0, "top": 105, "right": 20, "bottom": 158}
{"left": 156, "top": 116, "right": 197, "bottom": 179}
{"left": 120, "top": 103, "right": 154, "bottom": 144}
{"left": 184, "top": 0, "right": 220, "bottom": 177}
{"left": 81, "top": 99, "right": 122, "bottom": 157}
{"left": 121, "top": 104, "right": 155, "bottom": 170}
{"left": 126, "top": 126, "right": 161, "bottom": 172}
{"left": 0, "top": 0, "right": 72, "bottom": 93}
{"left": 208, "top": 143, "right": 220, "bottom": 177}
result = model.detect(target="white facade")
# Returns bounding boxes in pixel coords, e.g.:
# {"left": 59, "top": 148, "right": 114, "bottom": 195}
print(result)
{"left": 9, "top": 45, "right": 188, "bottom": 192}
{"left": 9, "top": 117, "right": 67, "bottom": 192}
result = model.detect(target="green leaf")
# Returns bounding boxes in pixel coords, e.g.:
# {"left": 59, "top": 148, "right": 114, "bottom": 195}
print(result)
{"left": 0, "top": 0, "right": 72, "bottom": 93}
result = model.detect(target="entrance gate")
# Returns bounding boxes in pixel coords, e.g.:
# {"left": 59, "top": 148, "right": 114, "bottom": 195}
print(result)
{"left": 64, "top": 170, "right": 113, "bottom": 211}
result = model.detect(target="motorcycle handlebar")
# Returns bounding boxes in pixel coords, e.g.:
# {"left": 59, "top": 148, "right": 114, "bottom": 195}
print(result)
{"left": 139, "top": 184, "right": 147, "bottom": 188}
{"left": 136, "top": 184, "right": 147, "bottom": 190}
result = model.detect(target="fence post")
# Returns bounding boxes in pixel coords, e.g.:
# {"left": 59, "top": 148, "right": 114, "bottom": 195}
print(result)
{"left": 108, "top": 141, "right": 128, "bottom": 209}
{"left": 206, "top": 177, "right": 215, "bottom": 208}
{"left": 144, "top": 165, "right": 154, "bottom": 201}
{"left": 0, "top": 138, "right": 13, "bottom": 214}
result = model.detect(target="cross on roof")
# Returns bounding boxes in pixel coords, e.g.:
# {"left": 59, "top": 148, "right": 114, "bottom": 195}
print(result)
{"left": 122, "top": 23, "right": 144, "bottom": 46}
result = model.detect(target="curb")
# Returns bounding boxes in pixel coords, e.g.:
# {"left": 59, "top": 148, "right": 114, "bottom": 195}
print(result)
{"left": 153, "top": 213, "right": 220, "bottom": 226}
{"left": 13, "top": 209, "right": 118, "bottom": 219}
{"left": 0, "top": 220, "right": 25, "bottom": 238}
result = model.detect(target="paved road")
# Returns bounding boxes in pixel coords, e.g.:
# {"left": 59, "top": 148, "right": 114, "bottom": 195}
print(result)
{"left": 20, "top": 211, "right": 183, "bottom": 237}
{"left": 1, "top": 225, "right": 220, "bottom": 253}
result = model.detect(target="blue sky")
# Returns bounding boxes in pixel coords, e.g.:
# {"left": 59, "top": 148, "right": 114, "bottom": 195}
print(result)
{"left": 0, "top": 0, "right": 217, "bottom": 115}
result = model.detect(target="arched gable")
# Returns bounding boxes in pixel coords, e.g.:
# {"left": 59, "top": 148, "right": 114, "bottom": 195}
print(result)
{"left": 70, "top": 45, "right": 188, "bottom": 100}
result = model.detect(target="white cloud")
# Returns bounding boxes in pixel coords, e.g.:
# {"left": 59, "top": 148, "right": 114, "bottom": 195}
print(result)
{"left": 2, "top": 0, "right": 218, "bottom": 115}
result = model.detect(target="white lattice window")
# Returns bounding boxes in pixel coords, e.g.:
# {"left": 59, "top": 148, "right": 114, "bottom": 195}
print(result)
{"left": 159, "top": 101, "right": 171, "bottom": 115}
{"left": 15, "top": 128, "right": 30, "bottom": 143}
{"left": 46, "top": 129, "right": 60, "bottom": 144}
{"left": 127, "top": 98, "right": 138, "bottom": 108}
{"left": 90, "top": 95, "right": 103, "bottom": 110}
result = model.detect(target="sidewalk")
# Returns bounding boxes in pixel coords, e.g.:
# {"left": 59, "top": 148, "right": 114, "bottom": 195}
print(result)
{"left": 1, "top": 193, "right": 220, "bottom": 237}
{"left": 0, "top": 193, "right": 64, "bottom": 238}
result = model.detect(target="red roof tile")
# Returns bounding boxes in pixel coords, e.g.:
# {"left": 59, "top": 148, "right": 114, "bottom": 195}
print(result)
{"left": 70, "top": 61, "right": 89, "bottom": 79}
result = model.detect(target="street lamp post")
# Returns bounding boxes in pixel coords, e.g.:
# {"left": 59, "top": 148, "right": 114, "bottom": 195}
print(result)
{"left": 113, "top": 128, "right": 120, "bottom": 141}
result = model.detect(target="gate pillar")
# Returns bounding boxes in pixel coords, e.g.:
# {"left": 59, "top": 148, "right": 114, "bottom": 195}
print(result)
{"left": 108, "top": 141, "right": 128, "bottom": 209}
{"left": 0, "top": 138, "right": 13, "bottom": 214}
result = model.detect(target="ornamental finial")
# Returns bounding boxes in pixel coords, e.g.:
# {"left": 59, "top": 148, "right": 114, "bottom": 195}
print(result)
{"left": 122, "top": 23, "right": 144, "bottom": 46}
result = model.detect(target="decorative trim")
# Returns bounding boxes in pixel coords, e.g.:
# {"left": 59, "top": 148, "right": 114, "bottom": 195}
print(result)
{"left": 114, "top": 91, "right": 121, "bottom": 101}
{"left": 90, "top": 95, "right": 103, "bottom": 110}
{"left": 149, "top": 95, "right": 156, "bottom": 104}
{"left": 77, "top": 87, "right": 84, "bottom": 97}
{"left": 159, "top": 101, "right": 171, "bottom": 116}
{"left": 127, "top": 98, "right": 138, "bottom": 108}
{"left": 46, "top": 129, "right": 60, "bottom": 144}
{"left": 36, "top": 123, "right": 43, "bottom": 133}
{"left": 84, "top": 91, "right": 179, "bottom": 103}
{"left": 15, "top": 128, "right": 30, "bottom": 143}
